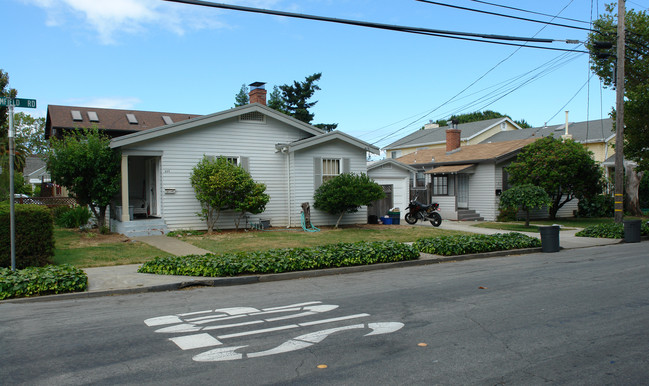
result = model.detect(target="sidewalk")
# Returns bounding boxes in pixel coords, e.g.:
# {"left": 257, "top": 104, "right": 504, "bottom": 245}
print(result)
{"left": 5, "top": 221, "right": 625, "bottom": 303}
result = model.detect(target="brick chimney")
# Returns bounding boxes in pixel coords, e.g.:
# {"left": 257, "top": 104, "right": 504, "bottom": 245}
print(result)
{"left": 446, "top": 128, "right": 461, "bottom": 152}
{"left": 248, "top": 81, "right": 267, "bottom": 105}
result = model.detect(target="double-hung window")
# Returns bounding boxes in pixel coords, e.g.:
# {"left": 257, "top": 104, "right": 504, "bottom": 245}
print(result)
{"left": 432, "top": 175, "right": 448, "bottom": 195}
{"left": 322, "top": 158, "right": 341, "bottom": 183}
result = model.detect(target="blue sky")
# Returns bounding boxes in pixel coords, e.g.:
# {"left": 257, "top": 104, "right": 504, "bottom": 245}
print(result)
{"left": 2, "top": 0, "right": 642, "bottom": 149}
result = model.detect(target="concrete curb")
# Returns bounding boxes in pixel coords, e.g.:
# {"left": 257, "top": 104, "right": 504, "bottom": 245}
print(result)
{"left": 2, "top": 247, "right": 544, "bottom": 304}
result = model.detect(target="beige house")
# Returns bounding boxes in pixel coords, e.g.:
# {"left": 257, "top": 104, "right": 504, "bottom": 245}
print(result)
{"left": 384, "top": 118, "right": 523, "bottom": 159}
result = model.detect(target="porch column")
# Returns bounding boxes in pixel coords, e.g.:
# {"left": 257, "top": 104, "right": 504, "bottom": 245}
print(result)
{"left": 121, "top": 154, "right": 130, "bottom": 222}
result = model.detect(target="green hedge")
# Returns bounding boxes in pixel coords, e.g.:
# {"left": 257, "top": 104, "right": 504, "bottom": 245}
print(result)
{"left": 138, "top": 240, "right": 419, "bottom": 277}
{"left": 576, "top": 221, "right": 649, "bottom": 238}
{"left": 0, "top": 264, "right": 88, "bottom": 300}
{"left": 413, "top": 233, "right": 542, "bottom": 256}
{"left": 0, "top": 203, "right": 55, "bottom": 268}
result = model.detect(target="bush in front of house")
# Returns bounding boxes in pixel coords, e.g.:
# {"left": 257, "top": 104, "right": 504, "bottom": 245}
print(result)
{"left": 138, "top": 240, "right": 419, "bottom": 277}
{"left": 576, "top": 195, "right": 614, "bottom": 218}
{"left": 0, "top": 203, "right": 55, "bottom": 268}
{"left": 576, "top": 221, "right": 649, "bottom": 238}
{"left": 413, "top": 233, "right": 542, "bottom": 256}
{"left": 0, "top": 264, "right": 88, "bottom": 300}
{"left": 54, "top": 205, "right": 93, "bottom": 228}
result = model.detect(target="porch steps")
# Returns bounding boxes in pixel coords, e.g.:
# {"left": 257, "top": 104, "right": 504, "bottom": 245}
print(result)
{"left": 111, "top": 218, "right": 169, "bottom": 238}
{"left": 457, "top": 209, "right": 484, "bottom": 221}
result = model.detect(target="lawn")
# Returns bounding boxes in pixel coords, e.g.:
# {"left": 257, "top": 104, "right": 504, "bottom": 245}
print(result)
{"left": 52, "top": 225, "right": 463, "bottom": 267}
{"left": 52, "top": 228, "right": 173, "bottom": 268}
{"left": 473, "top": 217, "right": 647, "bottom": 232}
{"left": 171, "top": 224, "right": 464, "bottom": 254}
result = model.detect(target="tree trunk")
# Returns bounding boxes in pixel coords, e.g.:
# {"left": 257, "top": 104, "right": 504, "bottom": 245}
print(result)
{"left": 335, "top": 212, "right": 345, "bottom": 229}
{"left": 625, "top": 161, "right": 645, "bottom": 216}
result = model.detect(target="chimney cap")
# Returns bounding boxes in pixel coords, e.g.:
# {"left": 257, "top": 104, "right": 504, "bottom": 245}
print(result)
{"left": 249, "top": 81, "right": 266, "bottom": 89}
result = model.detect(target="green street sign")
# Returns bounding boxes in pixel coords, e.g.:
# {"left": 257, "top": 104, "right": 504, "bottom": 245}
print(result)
{"left": 0, "top": 97, "right": 37, "bottom": 108}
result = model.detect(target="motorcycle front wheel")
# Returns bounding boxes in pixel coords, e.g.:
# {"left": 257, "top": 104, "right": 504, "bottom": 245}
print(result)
{"left": 429, "top": 212, "right": 442, "bottom": 227}
{"left": 404, "top": 213, "right": 418, "bottom": 225}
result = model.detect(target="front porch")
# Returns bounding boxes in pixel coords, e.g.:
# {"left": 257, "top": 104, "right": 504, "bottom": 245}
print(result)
{"left": 112, "top": 151, "right": 168, "bottom": 237}
{"left": 111, "top": 216, "right": 169, "bottom": 238}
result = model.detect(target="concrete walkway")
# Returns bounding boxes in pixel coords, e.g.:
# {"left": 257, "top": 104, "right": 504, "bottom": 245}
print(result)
{"left": 3, "top": 221, "right": 629, "bottom": 303}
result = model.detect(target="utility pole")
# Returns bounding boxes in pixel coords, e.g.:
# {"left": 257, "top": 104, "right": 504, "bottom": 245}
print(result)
{"left": 614, "top": 0, "right": 625, "bottom": 223}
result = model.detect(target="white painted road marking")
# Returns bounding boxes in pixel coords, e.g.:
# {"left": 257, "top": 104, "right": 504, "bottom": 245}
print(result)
{"left": 144, "top": 301, "right": 404, "bottom": 362}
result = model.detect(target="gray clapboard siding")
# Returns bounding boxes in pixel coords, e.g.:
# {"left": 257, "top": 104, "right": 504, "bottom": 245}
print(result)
{"left": 291, "top": 141, "right": 369, "bottom": 227}
{"left": 126, "top": 116, "right": 310, "bottom": 230}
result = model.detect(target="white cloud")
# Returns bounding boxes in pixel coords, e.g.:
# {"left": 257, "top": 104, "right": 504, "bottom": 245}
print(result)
{"left": 67, "top": 97, "right": 142, "bottom": 109}
{"left": 25, "top": 0, "right": 237, "bottom": 44}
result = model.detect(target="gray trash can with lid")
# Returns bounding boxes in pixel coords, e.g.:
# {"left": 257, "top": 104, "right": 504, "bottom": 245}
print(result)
{"left": 539, "top": 225, "right": 560, "bottom": 253}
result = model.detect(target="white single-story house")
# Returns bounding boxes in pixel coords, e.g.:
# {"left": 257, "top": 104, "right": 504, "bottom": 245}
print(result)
{"left": 108, "top": 86, "right": 379, "bottom": 236}
{"left": 366, "top": 159, "right": 417, "bottom": 221}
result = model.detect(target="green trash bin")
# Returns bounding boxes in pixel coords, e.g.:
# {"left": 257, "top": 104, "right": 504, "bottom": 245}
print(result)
{"left": 539, "top": 225, "right": 560, "bottom": 253}
{"left": 623, "top": 219, "right": 642, "bottom": 243}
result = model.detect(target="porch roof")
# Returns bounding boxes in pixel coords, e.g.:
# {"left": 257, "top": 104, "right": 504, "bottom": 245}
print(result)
{"left": 425, "top": 164, "right": 475, "bottom": 174}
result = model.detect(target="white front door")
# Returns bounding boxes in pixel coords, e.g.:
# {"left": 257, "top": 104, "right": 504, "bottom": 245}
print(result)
{"left": 457, "top": 174, "right": 469, "bottom": 209}
{"left": 145, "top": 158, "right": 158, "bottom": 216}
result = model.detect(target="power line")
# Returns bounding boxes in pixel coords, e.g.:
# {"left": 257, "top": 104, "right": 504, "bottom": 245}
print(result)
{"left": 545, "top": 72, "right": 596, "bottom": 123}
{"left": 416, "top": 0, "right": 592, "bottom": 32}
{"left": 162, "top": 0, "right": 576, "bottom": 45}
{"left": 468, "top": 0, "right": 591, "bottom": 25}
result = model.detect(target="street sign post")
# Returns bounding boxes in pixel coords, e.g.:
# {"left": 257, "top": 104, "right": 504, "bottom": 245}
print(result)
{"left": 4, "top": 97, "right": 37, "bottom": 271}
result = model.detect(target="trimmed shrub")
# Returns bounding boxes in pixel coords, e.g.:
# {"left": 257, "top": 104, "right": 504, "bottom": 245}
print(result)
{"left": 0, "top": 203, "right": 55, "bottom": 268}
{"left": 0, "top": 264, "right": 88, "bottom": 300}
{"left": 576, "top": 221, "right": 649, "bottom": 238}
{"left": 577, "top": 195, "right": 614, "bottom": 218}
{"left": 413, "top": 232, "right": 541, "bottom": 256}
{"left": 56, "top": 205, "right": 93, "bottom": 228}
{"left": 138, "top": 240, "right": 419, "bottom": 277}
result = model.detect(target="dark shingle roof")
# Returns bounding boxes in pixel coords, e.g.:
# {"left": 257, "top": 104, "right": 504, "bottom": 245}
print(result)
{"left": 45, "top": 105, "right": 201, "bottom": 139}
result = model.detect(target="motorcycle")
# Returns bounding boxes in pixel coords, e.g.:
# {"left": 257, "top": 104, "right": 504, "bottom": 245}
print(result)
{"left": 405, "top": 196, "right": 442, "bottom": 227}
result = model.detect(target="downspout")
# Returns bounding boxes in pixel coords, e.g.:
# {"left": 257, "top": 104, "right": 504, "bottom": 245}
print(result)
{"left": 284, "top": 146, "right": 291, "bottom": 228}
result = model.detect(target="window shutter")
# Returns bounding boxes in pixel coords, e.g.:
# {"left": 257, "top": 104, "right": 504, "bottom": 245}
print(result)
{"left": 342, "top": 158, "right": 351, "bottom": 174}
{"left": 240, "top": 156, "right": 250, "bottom": 171}
{"left": 314, "top": 157, "right": 322, "bottom": 190}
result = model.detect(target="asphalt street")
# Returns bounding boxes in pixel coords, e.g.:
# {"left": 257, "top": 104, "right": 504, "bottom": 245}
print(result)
{"left": 1, "top": 242, "right": 647, "bottom": 385}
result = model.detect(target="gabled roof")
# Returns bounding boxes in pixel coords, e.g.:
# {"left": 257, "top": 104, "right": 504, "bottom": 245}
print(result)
{"left": 45, "top": 105, "right": 201, "bottom": 139}
{"left": 285, "top": 130, "right": 380, "bottom": 155}
{"left": 384, "top": 117, "right": 521, "bottom": 150}
{"left": 367, "top": 158, "right": 418, "bottom": 172}
{"left": 482, "top": 118, "right": 614, "bottom": 144}
{"left": 110, "top": 103, "right": 325, "bottom": 149}
{"left": 396, "top": 138, "right": 535, "bottom": 169}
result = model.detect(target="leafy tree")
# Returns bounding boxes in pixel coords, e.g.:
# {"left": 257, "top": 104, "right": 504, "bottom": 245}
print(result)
{"left": 234, "top": 180, "right": 270, "bottom": 230}
{"left": 190, "top": 156, "right": 269, "bottom": 232}
{"left": 506, "top": 136, "right": 604, "bottom": 220}
{"left": 435, "top": 110, "right": 531, "bottom": 128}
{"left": 498, "top": 184, "right": 552, "bottom": 227}
{"left": 46, "top": 129, "right": 121, "bottom": 228}
{"left": 0, "top": 69, "right": 18, "bottom": 137}
{"left": 234, "top": 84, "right": 249, "bottom": 107}
{"left": 0, "top": 69, "right": 24, "bottom": 174}
{"left": 313, "top": 172, "right": 385, "bottom": 228}
{"left": 0, "top": 171, "right": 31, "bottom": 200}
{"left": 14, "top": 112, "right": 47, "bottom": 155}
{"left": 587, "top": 5, "right": 649, "bottom": 214}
